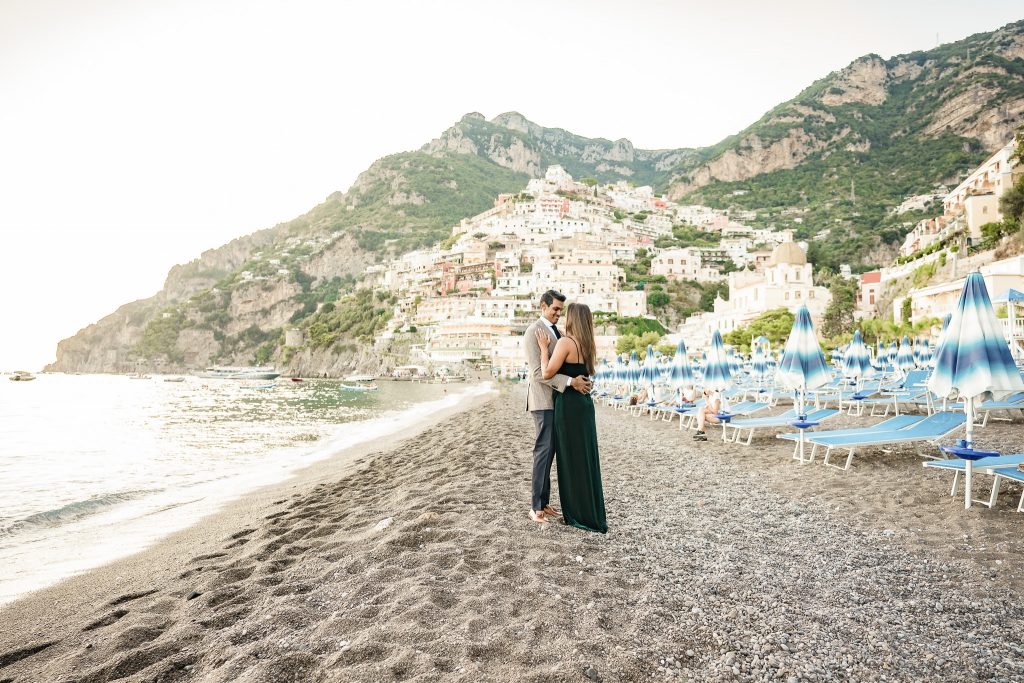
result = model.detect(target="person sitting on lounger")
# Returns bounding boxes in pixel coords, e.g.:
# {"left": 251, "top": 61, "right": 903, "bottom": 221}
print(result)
{"left": 693, "top": 388, "right": 729, "bottom": 441}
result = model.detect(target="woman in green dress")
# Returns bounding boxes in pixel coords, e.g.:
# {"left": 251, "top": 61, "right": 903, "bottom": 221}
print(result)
{"left": 535, "top": 303, "right": 607, "bottom": 534}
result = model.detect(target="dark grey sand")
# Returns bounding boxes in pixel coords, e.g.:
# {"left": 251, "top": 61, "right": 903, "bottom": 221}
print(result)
{"left": 1, "top": 386, "right": 1023, "bottom": 682}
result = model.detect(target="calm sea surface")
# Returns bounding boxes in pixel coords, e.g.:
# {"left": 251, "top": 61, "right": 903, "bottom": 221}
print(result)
{"left": 0, "top": 373, "right": 487, "bottom": 605}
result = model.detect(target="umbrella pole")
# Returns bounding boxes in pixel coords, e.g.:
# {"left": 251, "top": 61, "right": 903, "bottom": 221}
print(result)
{"left": 965, "top": 396, "right": 975, "bottom": 510}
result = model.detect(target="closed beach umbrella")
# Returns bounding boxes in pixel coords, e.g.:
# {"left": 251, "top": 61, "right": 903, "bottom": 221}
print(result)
{"left": 669, "top": 340, "right": 695, "bottom": 391}
{"left": 776, "top": 306, "right": 831, "bottom": 463}
{"left": 751, "top": 340, "right": 770, "bottom": 385}
{"left": 627, "top": 351, "right": 642, "bottom": 390}
{"left": 932, "top": 313, "right": 953, "bottom": 368}
{"left": 917, "top": 339, "right": 932, "bottom": 368}
{"left": 639, "top": 345, "right": 660, "bottom": 400}
{"left": 776, "top": 306, "right": 831, "bottom": 412}
{"left": 702, "top": 330, "right": 733, "bottom": 391}
{"left": 896, "top": 336, "right": 916, "bottom": 376}
{"left": 927, "top": 271, "right": 1024, "bottom": 507}
{"left": 842, "top": 330, "right": 873, "bottom": 387}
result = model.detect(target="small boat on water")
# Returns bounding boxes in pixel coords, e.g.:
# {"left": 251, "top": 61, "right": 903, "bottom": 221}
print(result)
{"left": 290, "top": 377, "right": 304, "bottom": 382}
{"left": 339, "top": 383, "right": 379, "bottom": 391}
{"left": 164, "top": 376, "right": 186, "bottom": 383}
{"left": 197, "top": 366, "right": 281, "bottom": 380}
{"left": 343, "top": 374, "right": 376, "bottom": 382}
{"left": 9, "top": 370, "right": 36, "bottom": 382}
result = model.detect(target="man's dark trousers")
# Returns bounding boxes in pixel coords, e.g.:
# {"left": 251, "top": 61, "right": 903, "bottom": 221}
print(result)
{"left": 531, "top": 409, "right": 555, "bottom": 511}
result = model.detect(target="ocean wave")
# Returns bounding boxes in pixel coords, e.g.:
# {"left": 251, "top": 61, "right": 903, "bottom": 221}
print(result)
{"left": 0, "top": 489, "right": 157, "bottom": 537}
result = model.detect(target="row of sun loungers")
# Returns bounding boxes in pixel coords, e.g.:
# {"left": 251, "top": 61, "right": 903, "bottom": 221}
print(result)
{"left": 599, "top": 376, "right": 1024, "bottom": 512}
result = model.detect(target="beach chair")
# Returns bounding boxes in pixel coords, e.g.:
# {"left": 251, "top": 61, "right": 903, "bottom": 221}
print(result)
{"left": 989, "top": 467, "right": 1024, "bottom": 512}
{"left": 804, "top": 412, "right": 967, "bottom": 472}
{"left": 777, "top": 414, "right": 924, "bottom": 444}
{"left": 923, "top": 454, "right": 1024, "bottom": 508}
{"left": 725, "top": 408, "right": 838, "bottom": 446}
{"left": 976, "top": 392, "right": 1024, "bottom": 426}
{"left": 677, "top": 400, "right": 768, "bottom": 431}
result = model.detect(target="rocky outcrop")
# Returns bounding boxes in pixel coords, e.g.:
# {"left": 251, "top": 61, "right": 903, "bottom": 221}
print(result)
{"left": 819, "top": 55, "right": 889, "bottom": 106}
{"left": 669, "top": 128, "right": 838, "bottom": 197}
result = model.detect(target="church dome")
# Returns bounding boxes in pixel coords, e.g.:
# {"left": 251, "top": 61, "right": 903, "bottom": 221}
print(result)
{"left": 771, "top": 241, "right": 807, "bottom": 266}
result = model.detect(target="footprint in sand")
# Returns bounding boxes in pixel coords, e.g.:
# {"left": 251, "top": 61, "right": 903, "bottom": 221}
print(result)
{"left": 81, "top": 608, "right": 129, "bottom": 632}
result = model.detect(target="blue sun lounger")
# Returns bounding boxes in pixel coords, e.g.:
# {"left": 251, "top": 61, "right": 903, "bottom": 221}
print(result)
{"left": 923, "top": 454, "right": 1024, "bottom": 508}
{"left": 803, "top": 411, "right": 967, "bottom": 471}
{"left": 725, "top": 408, "right": 839, "bottom": 446}
{"left": 677, "top": 400, "right": 770, "bottom": 431}
{"left": 776, "top": 414, "right": 924, "bottom": 443}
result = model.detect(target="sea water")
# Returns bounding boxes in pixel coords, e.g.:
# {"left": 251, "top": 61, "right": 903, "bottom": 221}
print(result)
{"left": 0, "top": 373, "right": 489, "bottom": 605}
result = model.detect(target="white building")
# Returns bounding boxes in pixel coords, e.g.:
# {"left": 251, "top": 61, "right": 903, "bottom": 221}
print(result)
{"left": 650, "top": 247, "right": 723, "bottom": 283}
{"left": 710, "top": 241, "right": 831, "bottom": 336}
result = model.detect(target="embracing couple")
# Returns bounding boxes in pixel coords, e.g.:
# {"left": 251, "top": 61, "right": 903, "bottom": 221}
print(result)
{"left": 525, "top": 290, "right": 607, "bottom": 534}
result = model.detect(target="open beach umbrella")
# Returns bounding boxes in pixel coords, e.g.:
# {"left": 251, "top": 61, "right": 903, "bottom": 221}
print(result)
{"left": 775, "top": 306, "right": 831, "bottom": 463}
{"left": 927, "top": 271, "right": 1024, "bottom": 507}
{"left": 669, "top": 340, "right": 695, "bottom": 393}
{"left": 895, "top": 336, "right": 915, "bottom": 377}
{"left": 702, "top": 330, "right": 732, "bottom": 391}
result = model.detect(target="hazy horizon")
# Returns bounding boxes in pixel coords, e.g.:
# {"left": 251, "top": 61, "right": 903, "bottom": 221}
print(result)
{"left": 2, "top": 0, "right": 1022, "bottom": 370}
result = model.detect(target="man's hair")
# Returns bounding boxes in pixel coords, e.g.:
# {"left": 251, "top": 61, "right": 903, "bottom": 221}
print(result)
{"left": 540, "top": 289, "right": 566, "bottom": 307}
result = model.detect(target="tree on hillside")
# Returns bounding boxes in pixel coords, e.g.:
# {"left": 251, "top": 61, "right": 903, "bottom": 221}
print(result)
{"left": 999, "top": 126, "right": 1024, "bottom": 229}
{"left": 821, "top": 276, "right": 858, "bottom": 338}
{"left": 723, "top": 308, "right": 794, "bottom": 352}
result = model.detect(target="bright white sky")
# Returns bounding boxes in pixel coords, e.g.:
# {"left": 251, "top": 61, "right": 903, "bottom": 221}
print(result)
{"left": 1, "top": 0, "right": 1021, "bottom": 370}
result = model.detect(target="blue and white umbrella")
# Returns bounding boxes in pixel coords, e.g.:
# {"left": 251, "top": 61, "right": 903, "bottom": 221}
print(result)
{"left": 917, "top": 339, "right": 932, "bottom": 368}
{"left": 639, "top": 345, "right": 660, "bottom": 386}
{"left": 702, "top": 330, "right": 732, "bottom": 391}
{"left": 895, "top": 336, "right": 915, "bottom": 376}
{"left": 776, "top": 306, "right": 830, "bottom": 463}
{"left": 627, "top": 351, "right": 642, "bottom": 390}
{"left": 842, "top": 330, "right": 873, "bottom": 386}
{"left": 931, "top": 313, "right": 952, "bottom": 368}
{"left": 751, "top": 339, "right": 771, "bottom": 386}
{"left": 668, "top": 340, "right": 695, "bottom": 392}
{"left": 927, "top": 271, "right": 1024, "bottom": 507}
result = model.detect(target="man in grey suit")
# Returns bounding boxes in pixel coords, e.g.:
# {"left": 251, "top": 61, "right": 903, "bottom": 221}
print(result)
{"left": 525, "top": 289, "right": 592, "bottom": 524}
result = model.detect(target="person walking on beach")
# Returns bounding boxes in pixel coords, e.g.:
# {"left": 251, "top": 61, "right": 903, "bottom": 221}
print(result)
{"left": 536, "top": 302, "right": 607, "bottom": 534}
{"left": 525, "top": 290, "right": 593, "bottom": 525}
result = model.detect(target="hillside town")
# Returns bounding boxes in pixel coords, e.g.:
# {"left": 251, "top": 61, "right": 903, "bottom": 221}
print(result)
{"left": 353, "top": 135, "right": 1024, "bottom": 377}
{"left": 358, "top": 165, "right": 822, "bottom": 374}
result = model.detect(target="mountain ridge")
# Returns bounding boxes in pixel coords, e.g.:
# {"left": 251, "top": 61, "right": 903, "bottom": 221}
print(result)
{"left": 47, "top": 18, "right": 1024, "bottom": 374}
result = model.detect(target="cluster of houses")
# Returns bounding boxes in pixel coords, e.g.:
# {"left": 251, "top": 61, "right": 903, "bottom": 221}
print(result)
{"left": 857, "top": 138, "right": 1024, "bottom": 359}
{"left": 360, "top": 166, "right": 802, "bottom": 373}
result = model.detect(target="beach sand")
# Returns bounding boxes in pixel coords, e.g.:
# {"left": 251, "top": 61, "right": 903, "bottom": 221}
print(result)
{"left": 2, "top": 386, "right": 1023, "bottom": 682}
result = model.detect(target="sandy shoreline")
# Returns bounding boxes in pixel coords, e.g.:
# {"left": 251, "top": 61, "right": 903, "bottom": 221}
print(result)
{"left": 1, "top": 386, "right": 1023, "bottom": 682}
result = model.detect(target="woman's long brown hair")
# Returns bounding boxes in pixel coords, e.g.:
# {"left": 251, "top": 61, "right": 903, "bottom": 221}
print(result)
{"left": 564, "top": 303, "right": 596, "bottom": 376}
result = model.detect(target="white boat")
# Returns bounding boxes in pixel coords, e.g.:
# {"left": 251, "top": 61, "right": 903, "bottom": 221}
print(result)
{"left": 163, "top": 376, "right": 186, "bottom": 383}
{"left": 9, "top": 370, "right": 35, "bottom": 382}
{"left": 339, "top": 383, "right": 379, "bottom": 391}
{"left": 197, "top": 366, "right": 281, "bottom": 380}
{"left": 343, "top": 374, "right": 376, "bottom": 382}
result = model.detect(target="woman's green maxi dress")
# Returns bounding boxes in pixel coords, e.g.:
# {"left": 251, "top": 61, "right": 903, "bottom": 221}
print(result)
{"left": 553, "top": 360, "right": 607, "bottom": 534}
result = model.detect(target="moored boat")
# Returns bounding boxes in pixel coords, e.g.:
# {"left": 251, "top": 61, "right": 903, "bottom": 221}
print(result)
{"left": 9, "top": 370, "right": 36, "bottom": 382}
{"left": 197, "top": 366, "right": 281, "bottom": 380}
